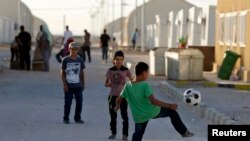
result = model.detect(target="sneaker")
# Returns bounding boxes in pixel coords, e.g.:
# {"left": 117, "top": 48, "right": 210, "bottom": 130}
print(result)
{"left": 75, "top": 119, "right": 85, "bottom": 124}
{"left": 121, "top": 135, "right": 128, "bottom": 141}
{"left": 108, "top": 134, "right": 116, "bottom": 139}
{"left": 182, "top": 131, "right": 194, "bottom": 137}
{"left": 63, "top": 120, "right": 70, "bottom": 124}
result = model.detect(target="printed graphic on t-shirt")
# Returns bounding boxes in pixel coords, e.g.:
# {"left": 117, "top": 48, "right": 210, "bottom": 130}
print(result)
{"left": 65, "top": 63, "right": 81, "bottom": 83}
{"left": 112, "top": 72, "right": 124, "bottom": 86}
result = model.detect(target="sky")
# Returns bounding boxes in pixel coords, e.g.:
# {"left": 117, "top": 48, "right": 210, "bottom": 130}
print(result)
{"left": 21, "top": 0, "right": 217, "bottom": 36}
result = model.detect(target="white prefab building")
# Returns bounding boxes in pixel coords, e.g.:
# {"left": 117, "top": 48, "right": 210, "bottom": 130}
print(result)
{"left": 104, "top": 0, "right": 216, "bottom": 50}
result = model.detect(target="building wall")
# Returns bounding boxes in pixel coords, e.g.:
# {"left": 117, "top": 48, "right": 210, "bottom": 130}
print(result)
{"left": 20, "top": 2, "right": 33, "bottom": 37}
{"left": 187, "top": 7, "right": 201, "bottom": 46}
{"left": 0, "top": 0, "right": 18, "bottom": 22}
{"left": 0, "top": 0, "right": 19, "bottom": 43}
{"left": 216, "top": 0, "right": 250, "bottom": 82}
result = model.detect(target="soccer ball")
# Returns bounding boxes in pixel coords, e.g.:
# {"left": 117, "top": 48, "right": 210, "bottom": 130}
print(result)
{"left": 183, "top": 88, "right": 201, "bottom": 106}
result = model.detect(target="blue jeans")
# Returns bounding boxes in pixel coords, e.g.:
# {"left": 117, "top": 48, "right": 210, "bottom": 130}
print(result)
{"left": 63, "top": 87, "right": 83, "bottom": 121}
{"left": 132, "top": 107, "right": 188, "bottom": 141}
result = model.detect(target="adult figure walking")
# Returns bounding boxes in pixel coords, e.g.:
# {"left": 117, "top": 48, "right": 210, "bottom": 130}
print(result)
{"left": 35, "top": 25, "right": 51, "bottom": 71}
{"left": 18, "top": 25, "right": 32, "bottom": 71}
{"left": 81, "top": 29, "right": 91, "bottom": 63}
{"left": 100, "top": 29, "right": 110, "bottom": 63}
{"left": 131, "top": 28, "right": 138, "bottom": 51}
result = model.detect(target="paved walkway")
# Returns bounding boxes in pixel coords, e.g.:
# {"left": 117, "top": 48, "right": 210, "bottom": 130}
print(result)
{"left": 0, "top": 46, "right": 249, "bottom": 141}
{"left": 0, "top": 47, "right": 209, "bottom": 141}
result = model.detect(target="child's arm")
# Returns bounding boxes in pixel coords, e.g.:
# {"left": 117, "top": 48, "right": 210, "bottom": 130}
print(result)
{"left": 114, "top": 96, "right": 123, "bottom": 111}
{"left": 128, "top": 75, "right": 134, "bottom": 81}
{"left": 105, "top": 77, "right": 111, "bottom": 87}
{"left": 80, "top": 69, "right": 85, "bottom": 90}
{"left": 61, "top": 69, "right": 68, "bottom": 92}
{"left": 148, "top": 94, "right": 178, "bottom": 110}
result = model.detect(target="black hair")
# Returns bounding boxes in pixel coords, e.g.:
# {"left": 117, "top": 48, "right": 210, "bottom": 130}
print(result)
{"left": 113, "top": 50, "right": 124, "bottom": 59}
{"left": 135, "top": 62, "right": 149, "bottom": 76}
{"left": 20, "top": 25, "right": 24, "bottom": 31}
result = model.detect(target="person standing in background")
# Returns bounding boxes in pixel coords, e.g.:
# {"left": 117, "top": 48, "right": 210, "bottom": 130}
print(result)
{"left": 131, "top": 28, "right": 138, "bottom": 51}
{"left": 109, "top": 37, "right": 118, "bottom": 59}
{"left": 81, "top": 29, "right": 91, "bottom": 63}
{"left": 18, "top": 25, "right": 32, "bottom": 71}
{"left": 62, "top": 25, "right": 73, "bottom": 47}
{"left": 35, "top": 25, "right": 51, "bottom": 71}
{"left": 100, "top": 29, "right": 110, "bottom": 63}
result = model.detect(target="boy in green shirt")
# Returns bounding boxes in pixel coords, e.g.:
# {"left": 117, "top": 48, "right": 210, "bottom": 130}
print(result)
{"left": 115, "top": 62, "right": 193, "bottom": 141}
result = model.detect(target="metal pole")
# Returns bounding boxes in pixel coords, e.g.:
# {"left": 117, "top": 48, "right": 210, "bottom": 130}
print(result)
{"left": 63, "top": 15, "right": 66, "bottom": 33}
{"left": 112, "top": 0, "right": 114, "bottom": 37}
{"left": 120, "top": 0, "right": 123, "bottom": 46}
{"left": 134, "top": 0, "right": 138, "bottom": 29}
{"left": 141, "top": 0, "right": 145, "bottom": 52}
{"left": 17, "top": 0, "right": 21, "bottom": 31}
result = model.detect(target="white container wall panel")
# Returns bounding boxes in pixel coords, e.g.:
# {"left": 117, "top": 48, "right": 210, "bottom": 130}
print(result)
{"left": 155, "top": 15, "right": 168, "bottom": 47}
{"left": 3, "top": 20, "right": 10, "bottom": 43}
{"left": 175, "top": 9, "right": 189, "bottom": 43}
{"left": 0, "top": 0, "right": 18, "bottom": 22}
{"left": 0, "top": 17, "right": 15, "bottom": 44}
{"left": 0, "top": 18, "right": 4, "bottom": 43}
{"left": 188, "top": 7, "right": 201, "bottom": 46}
{"left": 168, "top": 11, "right": 177, "bottom": 48}
{"left": 146, "top": 24, "right": 154, "bottom": 49}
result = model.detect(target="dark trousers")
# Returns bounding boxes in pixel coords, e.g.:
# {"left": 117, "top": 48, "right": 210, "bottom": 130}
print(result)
{"left": 132, "top": 40, "right": 136, "bottom": 50}
{"left": 19, "top": 50, "right": 30, "bottom": 71}
{"left": 55, "top": 49, "right": 63, "bottom": 63}
{"left": 132, "top": 107, "right": 188, "bottom": 141}
{"left": 102, "top": 46, "right": 108, "bottom": 61}
{"left": 108, "top": 96, "right": 129, "bottom": 136}
{"left": 82, "top": 46, "right": 91, "bottom": 63}
{"left": 10, "top": 48, "right": 19, "bottom": 62}
{"left": 63, "top": 87, "right": 83, "bottom": 121}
